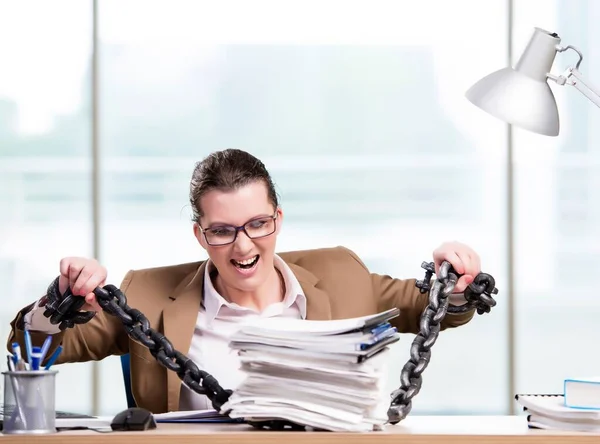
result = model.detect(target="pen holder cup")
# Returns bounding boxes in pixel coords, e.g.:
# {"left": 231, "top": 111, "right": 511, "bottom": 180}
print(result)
{"left": 2, "top": 370, "right": 58, "bottom": 434}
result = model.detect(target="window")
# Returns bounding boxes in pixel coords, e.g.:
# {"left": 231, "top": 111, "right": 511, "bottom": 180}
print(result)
{"left": 97, "top": 0, "right": 508, "bottom": 415}
{"left": 7, "top": 0, "right": 594, "bottom": 419}
{"left": 513, "top": 0, "right": 600, "bottom": 400}
{"left": 0, "top": 0, "right": 94, "bottom": 413}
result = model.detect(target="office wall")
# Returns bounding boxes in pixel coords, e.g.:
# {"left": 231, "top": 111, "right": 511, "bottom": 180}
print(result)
{"left": 0, "top": 0, "right": 597, "bottom": 416}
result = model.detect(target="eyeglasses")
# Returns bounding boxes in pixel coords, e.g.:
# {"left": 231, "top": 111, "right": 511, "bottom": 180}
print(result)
{"left": 198, "top": 212, "right": 278, "bottom": 246}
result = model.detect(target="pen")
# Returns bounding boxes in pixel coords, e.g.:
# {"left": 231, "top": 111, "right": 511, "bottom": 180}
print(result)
{"left": 5, "top": 355, "right": 29, "bottom": 429}
{"left": 44, "top": 345, "right": 63, "bottom": 370}
{"left": 7, "top": 355, "right": 15, "bottom": 372}
{"left": 39, "top": 335, "right": 53, "bottom": 364}
{"left": 23, "top": 329, "right": 33, "bottom": 369}
{"left": 31, "top": 346, "right": 42, "bottom": 371}
{"left": 11, "top": 343, "right": 26, "bottom": 371}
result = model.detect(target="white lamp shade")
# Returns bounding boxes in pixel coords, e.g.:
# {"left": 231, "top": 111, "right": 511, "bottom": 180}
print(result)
{"left": 465, "top": 27, "right": 562, "bottom": 137}
{"left": 465, "top": 67, "right": 559, "bottom": 136}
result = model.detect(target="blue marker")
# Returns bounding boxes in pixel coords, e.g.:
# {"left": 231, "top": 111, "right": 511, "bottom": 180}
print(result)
{"left": 44, "top": 345, "right": 63, "bottom": 370}
{"left": 30, "top": 346, "right": 42, "bottom": 371}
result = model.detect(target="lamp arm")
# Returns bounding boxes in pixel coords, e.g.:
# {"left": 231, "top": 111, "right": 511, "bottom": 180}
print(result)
{"left": 565, "top": 68, "right": 600, "bottom": 108}
{"left": 546, "top": 44, "right": 600, "bottom": 108}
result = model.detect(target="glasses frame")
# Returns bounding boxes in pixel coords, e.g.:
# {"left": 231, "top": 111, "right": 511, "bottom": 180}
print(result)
{"left": 198, "top": 211, "right": 279, "bottom": 246}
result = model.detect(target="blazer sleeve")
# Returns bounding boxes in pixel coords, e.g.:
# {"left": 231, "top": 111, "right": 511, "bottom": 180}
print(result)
{"left": 370, "top": 272, "right": 475, "bottom": 334}
{"left": 6, "top": 271, "right": 135, "bottom": 366}
{"left": 343, "top": 247, "right": 474, "bottom": 334}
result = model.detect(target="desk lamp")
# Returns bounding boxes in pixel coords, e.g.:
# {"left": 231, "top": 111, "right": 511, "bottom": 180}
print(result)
{"left": 465, "top": 27, "right": 600, "bottom": 136}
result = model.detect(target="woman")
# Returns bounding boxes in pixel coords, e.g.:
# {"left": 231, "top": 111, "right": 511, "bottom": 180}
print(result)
{"left": 8, "top": 148, "right": 483, "bottom": 413}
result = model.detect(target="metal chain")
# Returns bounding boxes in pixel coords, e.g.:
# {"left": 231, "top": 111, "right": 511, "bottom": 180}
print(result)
{"left": 41, "top": 260, "right": 498, "bottom": 428}
{"left": 387, "top": 261, "right": 498, "bottom": 424}
{"left": 42, "top": 277, "right": 232, "bottom": 412}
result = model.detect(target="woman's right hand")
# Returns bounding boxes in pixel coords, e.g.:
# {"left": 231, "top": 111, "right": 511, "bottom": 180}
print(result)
{"left": 58, "top": 257, "right": 107, "bottom": 312}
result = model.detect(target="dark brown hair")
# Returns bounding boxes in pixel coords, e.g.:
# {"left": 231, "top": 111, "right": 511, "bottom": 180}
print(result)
{"left": 189, "top": 148, "right": 279, "bottom": 222}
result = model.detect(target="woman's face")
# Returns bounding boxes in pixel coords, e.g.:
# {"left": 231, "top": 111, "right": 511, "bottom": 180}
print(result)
{"left": 193, "top": 181, "right": 283, "bottom": 293}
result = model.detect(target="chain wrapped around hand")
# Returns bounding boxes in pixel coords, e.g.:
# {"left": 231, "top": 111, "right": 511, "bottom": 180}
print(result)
{"left": 42, "top": 277, "right": 232, "bottom": 412}
{"left": 387, "top": 261, "right": 499, "bottom": 424}
{"left": 42, "top": 259, "right": 498, "bottom": 429}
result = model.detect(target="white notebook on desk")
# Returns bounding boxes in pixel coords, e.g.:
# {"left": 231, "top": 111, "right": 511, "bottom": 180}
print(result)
{"left": 515, "top": 394, "right": 600, "bottom": 421}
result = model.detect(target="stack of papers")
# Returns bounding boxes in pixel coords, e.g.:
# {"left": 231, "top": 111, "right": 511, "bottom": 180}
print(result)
{"left": 515, "top": 394, "right": 600, "bottom": 432}
{"left": 220, "top": 308, "right": 401, "bottom": 432}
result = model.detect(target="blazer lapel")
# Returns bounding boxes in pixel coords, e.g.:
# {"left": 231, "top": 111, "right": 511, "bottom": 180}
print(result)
{"left": 162, "top": 262, "right": 206, "bottom": 412}
{"left": 287, "top": 263, "right": 332, "bottom": 320}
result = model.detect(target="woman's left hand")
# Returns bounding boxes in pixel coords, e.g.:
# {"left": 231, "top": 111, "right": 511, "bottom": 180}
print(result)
{"left": 432, "top": 241, "right": 481, "bottom": 293}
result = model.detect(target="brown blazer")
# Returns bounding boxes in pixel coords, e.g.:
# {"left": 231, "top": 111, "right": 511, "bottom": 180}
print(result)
{"left": 7, "top": 246, "right": 474, "bottom": 413}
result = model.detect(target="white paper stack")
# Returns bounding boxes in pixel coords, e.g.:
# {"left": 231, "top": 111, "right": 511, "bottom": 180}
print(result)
{"left": 219, "top": 308, "right": 401, "bottom": 432}
{"left": 515, "top": 394, "right": 600, "bottom": 432}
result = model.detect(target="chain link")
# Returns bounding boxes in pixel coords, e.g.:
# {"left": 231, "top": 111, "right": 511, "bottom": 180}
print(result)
{"left": 387, "top": 261, "right": 498, "bottom": 424}
{"left": 41, "top": 260, "right": 498, "bottom": 428}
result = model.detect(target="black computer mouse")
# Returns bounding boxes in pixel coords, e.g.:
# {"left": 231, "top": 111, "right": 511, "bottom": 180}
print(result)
{"left": 111, "top": 407, "right": 157, "bottom": 431}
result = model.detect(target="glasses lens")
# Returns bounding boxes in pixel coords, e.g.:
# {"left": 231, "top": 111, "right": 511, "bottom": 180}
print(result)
{"left": 245, "top": 217, "right": 276, "bottom": 239}
{"left": 205, "top": 226, "right": 237, "bottom": 245}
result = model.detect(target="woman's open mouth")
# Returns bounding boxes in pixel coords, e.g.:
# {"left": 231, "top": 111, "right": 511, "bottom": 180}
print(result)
{"left": 231, "top": 254, "right": 259, "bottom": 270}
